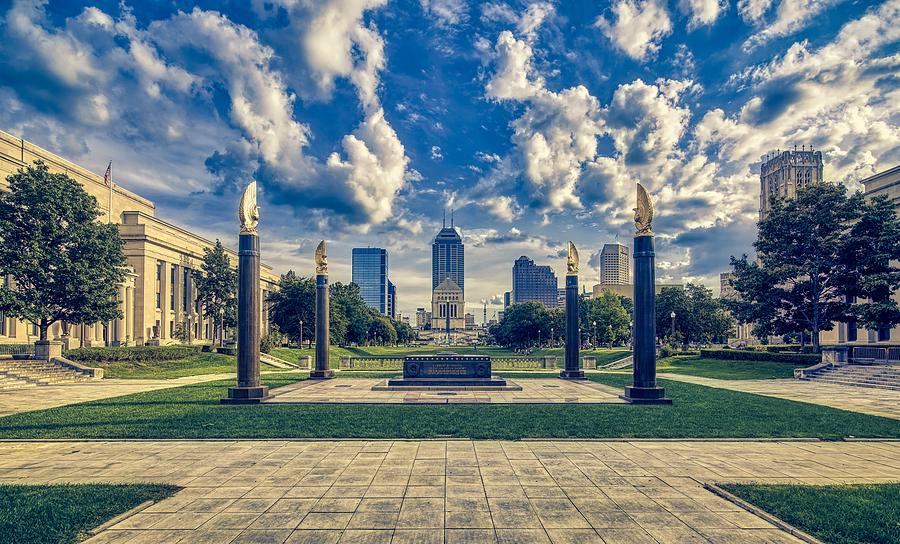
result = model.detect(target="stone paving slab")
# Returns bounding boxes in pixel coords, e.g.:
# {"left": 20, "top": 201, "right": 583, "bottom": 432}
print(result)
{"left": 658, "top": 373, "right": 900, "bottom": 420}
{"left": 264, "top": 378, "right": 627, "bottom": 404}
{"left": 1, "top": 439, "right": 898, "bottom": 543}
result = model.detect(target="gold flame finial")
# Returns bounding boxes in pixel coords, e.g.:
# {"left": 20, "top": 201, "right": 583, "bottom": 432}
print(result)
{"left": 567, "top": 242, "right": 579, "bottom": 276}
{"left": 315, "top": 240, "right": 328, "bottom": 275}
{"left": 239, "top": 181, "right": 260, "bottom": 235}
{"left": 634, "top": 183, "right": 653, "bottom": 236}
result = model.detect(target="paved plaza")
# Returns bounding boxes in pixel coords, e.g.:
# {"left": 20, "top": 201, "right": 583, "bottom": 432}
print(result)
{"left": 266, "top": 378, "right": 627, "bottom": 404}
{"left": 658, "top": 373, "right": 900, "bottom": 420}
{"left": 1, "top": 439, "right": 898, "bottom": 543}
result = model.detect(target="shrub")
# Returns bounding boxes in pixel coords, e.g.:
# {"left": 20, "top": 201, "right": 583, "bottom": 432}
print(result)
{"left": 63, "top": 345, "right": 202, "bottom": 363}
{"left": 260, "top": 335, "right": 273, "bottom": 354}
{"left": 699, "top": 349, "right": 820, "bottom": 364}
{"left": 659, "top": 344, "right": 678, "bottom": 358}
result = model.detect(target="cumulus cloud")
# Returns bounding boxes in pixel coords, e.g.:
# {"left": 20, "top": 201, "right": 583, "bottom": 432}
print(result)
{"left": 737, "top": 0, "right": 774, "bottom": 21}
{"left": 679, "top": 0, "right": 727, "bottom": 29}
{"left": 743, "top": 0, "right": 838, "bottom": 51}
{"left": 594, "top": 0, "right": 672, "bottom": 62}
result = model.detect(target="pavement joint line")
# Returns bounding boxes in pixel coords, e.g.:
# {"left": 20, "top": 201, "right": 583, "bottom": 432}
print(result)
{"left": 0, "top": 437, "right": 849, "bottom": 443}
{"left": 703, "top": 483, "right": 824, "bottom": 544}
{"left": 85, "top": 499, "right": 158, "bottom": 536}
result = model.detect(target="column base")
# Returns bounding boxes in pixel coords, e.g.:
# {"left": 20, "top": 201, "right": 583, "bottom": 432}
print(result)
{"left": 620, "top": 386, "right": 672, "bottom": 405}
{"left": 309, "top": 369, "right": 335, "bottom": 379}
{"left": 221, "top": 386, "right": 270, "bottom": 404}
{"left": 559, "top": 370, "right": 586, "bottom": 380}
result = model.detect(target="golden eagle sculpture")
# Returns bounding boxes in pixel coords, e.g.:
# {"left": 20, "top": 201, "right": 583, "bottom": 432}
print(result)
{"left": 634, "top": 183, "right": 654, "bottom": 236}
{"left": 567, "top": 242, "right": 579, "bottom": 276}
{"left": 239, "top": 181, "right": 259, "bottom": 235}
{"left": 315, "top": 240, "right": 328, "bottom": 275}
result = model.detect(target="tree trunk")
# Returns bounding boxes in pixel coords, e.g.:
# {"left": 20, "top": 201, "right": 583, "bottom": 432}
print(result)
{"left": 39, "top": 318, "right": 48, "bottom": 341}
{"left": 219, "top": 315, "right": 224, "bottom": 347}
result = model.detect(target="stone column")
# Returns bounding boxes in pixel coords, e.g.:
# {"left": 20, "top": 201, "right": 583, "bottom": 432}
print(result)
{"left": 222, "top": 231, "right": 269, "bottom": 403}
{"left": 126, "top": 286, "right": 134, "bottom": 346}
{"left": 622, "top": 234, "right": 671, "bottom": 404}
{"left": 560, "top": 272, "right": 585, "bottom": 379}
{"left": 113, "top": 284, "right": 127, "bottom": 346}
{"left": 311, "top": 272, "right": 334, "bottom": 379}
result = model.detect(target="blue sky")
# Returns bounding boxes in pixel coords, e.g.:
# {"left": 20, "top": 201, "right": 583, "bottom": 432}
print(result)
{"left": 1, "top": 0, "right": 897, "bottom": 321}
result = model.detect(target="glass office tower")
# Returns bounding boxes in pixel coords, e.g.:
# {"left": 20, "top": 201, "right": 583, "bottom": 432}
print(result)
{"left": 352, "top": 247, "right": 388, "bottom": 314}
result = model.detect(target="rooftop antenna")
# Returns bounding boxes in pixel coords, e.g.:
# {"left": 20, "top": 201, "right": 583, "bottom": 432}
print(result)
{"left": 451, "top": 208, "right": 454, "bottom": 228}
{"left": 443, "top": 208, "right": 446, "bottom": 228}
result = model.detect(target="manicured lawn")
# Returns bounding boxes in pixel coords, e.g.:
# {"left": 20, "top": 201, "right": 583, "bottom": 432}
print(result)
{"left": 270, "top": 345, "right": 630, "bottom": 369}
{"left": 0, "top": 483, "right": 179, "bottom": 544}
{"left": 657, "top": 356, "right": 803, "bottom": 380}
{"left": 721, "top": 483, "right": 900, "bottom": 544}
{"left": 1, "top": 372, "right": 898, "bottom": 440}
{"left": 96, "top": 352, "right": 281, "bottom": 379}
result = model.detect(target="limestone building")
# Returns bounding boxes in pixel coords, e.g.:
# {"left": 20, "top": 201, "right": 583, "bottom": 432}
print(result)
{"left": 759, "top": 148, "right": 824, "bottom": 221}
{"left": 599, "top": 242, "right": 630, "bottom": 285}
{"left": 0, "top": 129, "right": 278, "bottom": 347}
{"left": 431, "top": 277, "right": 465, "bottom": 333}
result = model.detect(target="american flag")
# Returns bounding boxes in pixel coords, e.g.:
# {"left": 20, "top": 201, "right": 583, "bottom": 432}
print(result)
{"left": 103, "top": 161, "right": 112, "bottom": 187}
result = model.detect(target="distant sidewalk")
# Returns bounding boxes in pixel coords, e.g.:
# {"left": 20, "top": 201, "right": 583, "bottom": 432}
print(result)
{"left": 659, "top": 373, "right": 900, "bottom": 420}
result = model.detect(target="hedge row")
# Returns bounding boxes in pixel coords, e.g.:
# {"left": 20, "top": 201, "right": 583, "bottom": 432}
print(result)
{"left": 749, "top": 344, "right": 815, "bottom": 354}
{"left": 64, "top": 345, "right": 203, "bottom": 363}
{"left": 699, "top": 349, "right": 820, "bottom": 364}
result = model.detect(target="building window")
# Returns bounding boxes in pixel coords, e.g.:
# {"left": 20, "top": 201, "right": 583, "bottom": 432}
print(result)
{"left": 878, "top": 327, "right": 891, "bottom": 342}
{"left": 170, "top": 267, "right": 176, "bottom": 311}
{"left": 156, "top": 262, "right": 163, "bottom": 309}
{"left": 847, "top": 321, "right": 857, "bottom": 342}
{"left": 183, "top": 269, "right": 190, "bottom": 311}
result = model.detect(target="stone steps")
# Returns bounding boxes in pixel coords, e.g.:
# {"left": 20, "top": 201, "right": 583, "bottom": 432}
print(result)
{"left": 798, "top": 364, "right": 900, "bottom": 391}
{"left": 0, "top": 359, "right": 96, "bottom": 391}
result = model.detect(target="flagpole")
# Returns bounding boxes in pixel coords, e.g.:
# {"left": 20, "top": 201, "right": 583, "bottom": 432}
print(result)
{"left": 105, "top": 161, "right": 112, "bottom": 224}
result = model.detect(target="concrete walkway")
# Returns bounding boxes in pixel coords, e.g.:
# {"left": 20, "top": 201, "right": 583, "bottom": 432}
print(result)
{"left": 658, "top": 373, "right": 900, "bottom": 420}
{"left": 1, "top": 439, "right": 898, "bottom": 543}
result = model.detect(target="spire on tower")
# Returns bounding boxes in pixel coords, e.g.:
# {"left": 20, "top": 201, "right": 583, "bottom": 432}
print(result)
{"left": 451, "top": 209, "right": 454, "bottom": 228}
{"left": 443, "top": 208, "right": 446, "bottom": 228}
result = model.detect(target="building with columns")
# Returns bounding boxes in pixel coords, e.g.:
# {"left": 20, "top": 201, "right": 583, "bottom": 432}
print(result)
{"left": 0, "top": 129, "right": 278, "bottom": 347}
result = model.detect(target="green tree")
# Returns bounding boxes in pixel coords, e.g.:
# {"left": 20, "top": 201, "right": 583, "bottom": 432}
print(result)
{"left": 267, "top": 271, "right": 315, "bottom": 345}
{"left": 839, "top": 194, "right": 900, "bottom": 333}
{"left": 581, "top": 291, "right": 630, "bottom": 346}
{"left": 368, "top": 312, "right": 397, "bottom": 345}
{"left": 192, "top": 240, "right": 237, "bottom": 346}
{"left": 656, "top": 284, "right": 735, "bottom": 347}
{"left": 0, "top": 161, "right": 126, "bottom": 341}
{"left": 329, "top": 282, "right": 370, "bottom": 345}
{"left": 489, "top": 301, "right": 552, "bottom": 349}
{"left": 394, "top": 320, "right": 415, "bottom": 344}
{"left": 728, "top": 183, "right": 880, "bottom": 352}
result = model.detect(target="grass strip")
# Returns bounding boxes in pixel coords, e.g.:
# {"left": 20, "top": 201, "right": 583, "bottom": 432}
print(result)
{"left": 0, "top": 372, "right": 897, "bottom": 440}
{"left": 720, "top": 483, "right": 900, "bottom": 544}
{"left": 0, "top": 483, "right": 179, "bottom": 544}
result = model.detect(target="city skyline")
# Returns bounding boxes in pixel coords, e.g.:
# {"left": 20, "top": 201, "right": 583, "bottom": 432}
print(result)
{"left": 0, "top": 1, "right": 897, "bottom": 321}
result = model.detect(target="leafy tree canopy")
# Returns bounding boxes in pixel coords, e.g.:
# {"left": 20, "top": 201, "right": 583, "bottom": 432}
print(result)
{"left": 192, "top": 240, "right": 237, "bottom": 344}
{"left": 657, "top": 284, "right": 734, "bottom": 346}
{"left": 0, "top": 161, "right": 126, "bottom": 340}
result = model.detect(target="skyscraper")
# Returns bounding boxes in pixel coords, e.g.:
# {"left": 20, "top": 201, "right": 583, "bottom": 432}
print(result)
{"left": 512, "top": 256, "right": 558, "bottom": 308}
{"left": 352, "top": 247, "right": 388, "bottom": 314}
{"left": 387, "top": 280, "right": 396, "bottom": 320}
{"left": 432, "top": 214, "right": 464, "bottom": 295}
{"left": 600, "top": 243, "right": 630, "bottom": 285}
{"left": 759, "top": 147, "right": 824, "bottom": 221}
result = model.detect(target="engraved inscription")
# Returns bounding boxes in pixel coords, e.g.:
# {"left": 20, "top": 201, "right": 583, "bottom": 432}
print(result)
{"left": 424, "top": 363, "right": 467, "bottom": 376}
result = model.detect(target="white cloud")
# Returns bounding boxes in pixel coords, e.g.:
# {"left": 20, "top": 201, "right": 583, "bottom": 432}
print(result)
{"left": 743, "top": 0, "right": 838, "bottom": 51}
{"left": 595, "top": 0, "right": 672, "bottom": 62}
{"left": 679, "top": 0, "right": 727, "bottom": 29}
{"left": 516, "top": 2, "right": 554, "bottom": 41}
{"left": 430, "top": 145, "right": 443, "bottom": 160}
{"left": 421, "top": 0, "right": 468, "bottom": 27}
{"left": 485, "top": 30, "right": 542, "bottom": 100}
{"left": 737, "top": 0, "right": 774, "bottom": 21}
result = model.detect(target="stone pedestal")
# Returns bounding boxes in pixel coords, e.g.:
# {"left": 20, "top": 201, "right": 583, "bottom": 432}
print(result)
{"left": 222, "top": 233, "right": 269, "bottom": 403}
{"left": 560, "top": 275, "right": 585, "bottom": 379}
{"left": 311, "top": 274, "right": 334, "bottom": 379}
{"left": 621, "top": 235, "right": 671, "bottom": 404}
{"left": 34, "top": 340, "right": 62, "bottom": 360}
{"left": 542, "top": 356, "right": 556, "bottom": 369}
{"left": 822, "top": 345, "right": 849, "bottom": 366}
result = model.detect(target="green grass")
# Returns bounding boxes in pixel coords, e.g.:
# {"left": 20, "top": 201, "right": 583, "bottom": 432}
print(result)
{"left": 656, "top": 356, "right": 803, "bottom": 380}
{"left": 269, "top": 345, "right": 630, "bottom": 369}
{"left": 0, "top": 483, "right": 179, "bottom": 544}
{"left": 720, "top": 483, "right": 900, "bottom": 544}
{"left": 95, "top": 352, "right": 282, "bottom": 379}
{"left": 1, "top": 372, "right": 898, "bottom": 440}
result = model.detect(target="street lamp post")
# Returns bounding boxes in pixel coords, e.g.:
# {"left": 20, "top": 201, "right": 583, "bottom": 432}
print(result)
{"left": 537, "top": 328, "right": 541, "bottom": 349}
{"left": 299, "top": 319, "right": 304, "bottom": 349}
{"left": 550, "top": 327, "right": 554, "bottom": 348}
{"left": 670, "top": 311, "right": 676, "bottom": 338}
{"left": 592, "top": 320, "right": 597, "bottom": 349}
